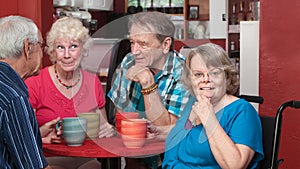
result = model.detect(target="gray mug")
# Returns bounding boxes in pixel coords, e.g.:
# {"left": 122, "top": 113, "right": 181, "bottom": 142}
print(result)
{"left": 56, "top": 117, "right": 87, "bottom": 146}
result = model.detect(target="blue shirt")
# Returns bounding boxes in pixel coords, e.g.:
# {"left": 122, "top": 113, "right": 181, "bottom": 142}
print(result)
{"left": 107, "top": 51, "right": 190, "bottom": 118}
{"left": 163, "top": 97, "right": 264, "bottom": 169}
{"left": 0, "top": 62, "right": 48, "bottom": 169}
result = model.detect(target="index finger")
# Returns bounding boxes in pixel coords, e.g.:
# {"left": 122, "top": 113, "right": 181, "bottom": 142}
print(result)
{"left": 191, "top": 74, "right": 202, "bottom": 101}
{"left": 50, "top": 117, "right": 61, "bottom": 126}
{"left": 128, "top": 65, "right": 148, "bottom": 76}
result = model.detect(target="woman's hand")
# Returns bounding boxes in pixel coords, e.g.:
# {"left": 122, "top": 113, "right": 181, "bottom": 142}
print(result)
{"left": 192, "top": 94, "right": 215, "bottom": 127}
{"left": 98, "top": 122, "right": 115, "bottom": 138}
{"left": 40, "top": 117, "right": 62, "bottom": 144}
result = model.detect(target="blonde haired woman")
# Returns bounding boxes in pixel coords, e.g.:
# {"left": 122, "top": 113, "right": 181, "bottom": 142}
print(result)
{"left": 25, "top": 16, "right": 114, "bottom": 169}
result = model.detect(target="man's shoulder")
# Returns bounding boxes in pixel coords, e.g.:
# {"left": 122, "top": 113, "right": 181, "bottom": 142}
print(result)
{"left": 173, "top": 50, "right": 186, "bottom": 61}
{"left": 165, "top": 51, "right": 186, "bottom": 74}
{"left": 168, "top": 51, "right": 186, "bottom": 67}
{"left": 120, "top": 53, "right": 135, "bottom": 68}
{"left": 0, "top": 64, "right": 24, "bottom": 97}
{"left": 0, "top": 81, "right": 23, "bottom": 105}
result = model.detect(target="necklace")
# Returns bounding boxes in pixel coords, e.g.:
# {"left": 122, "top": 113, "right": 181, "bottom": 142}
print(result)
{"left": 54, "top": 65, "right": 81, "bottom": 90}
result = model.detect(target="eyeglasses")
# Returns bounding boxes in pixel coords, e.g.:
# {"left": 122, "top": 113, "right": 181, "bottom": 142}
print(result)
{"left": 37, "top": 41, "right": 45, "bottom": 48}
{"left": 192, "top": 68, "right": 224, "bottom": 80}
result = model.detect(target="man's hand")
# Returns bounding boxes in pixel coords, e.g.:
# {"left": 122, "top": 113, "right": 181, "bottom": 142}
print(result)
{"left": 148, "top": 123, "right": 175, "bottom": 141}
{"left": 126, "top": 65, "right": 154, "bottom": 88}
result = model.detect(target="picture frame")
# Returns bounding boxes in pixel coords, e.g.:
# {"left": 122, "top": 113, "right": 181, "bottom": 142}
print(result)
{"left": 188, "top": 5, "right": 199, "bottom": 20}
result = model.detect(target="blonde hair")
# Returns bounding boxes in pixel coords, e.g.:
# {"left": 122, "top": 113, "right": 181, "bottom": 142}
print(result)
{"left": 181, "top": 43, "right": 239, "bottom": 95}
{"left": 46, "top": 16, "right": 90, "bottom": 63}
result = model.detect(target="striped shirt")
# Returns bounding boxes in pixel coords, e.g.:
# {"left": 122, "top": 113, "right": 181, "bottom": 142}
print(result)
{"left": 107, "top": 51, "right": 190, "bottom": 118}
{"left": 0, "top": 62, "right": 48, "bottom": 169}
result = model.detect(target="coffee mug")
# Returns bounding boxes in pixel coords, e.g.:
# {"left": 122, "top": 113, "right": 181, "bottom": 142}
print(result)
{"left": 116, "top": 112, "right": 139, "bottom": 134}
{"left": 77, "top": 112, "right": 100, "bottom": 139}
{"left": 56, "top": 117, "right": 87, "bottom": 146}
{"left": 121, "top": 118, "right": 147, "bottom": 148}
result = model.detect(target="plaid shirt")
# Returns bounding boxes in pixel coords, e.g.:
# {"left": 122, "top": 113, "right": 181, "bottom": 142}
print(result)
{"left": 107, "top": 50, "right": 190, "bottom": 118}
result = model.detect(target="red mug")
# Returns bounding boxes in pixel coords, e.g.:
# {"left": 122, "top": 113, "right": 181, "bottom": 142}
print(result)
{"left": 115, "top": 112, "right": 139, "bottom": 134}
{"left": 121, "top": 118, "right": 147, "bottom": 148}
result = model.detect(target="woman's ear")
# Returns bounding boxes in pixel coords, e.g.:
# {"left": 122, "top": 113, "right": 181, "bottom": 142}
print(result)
{"left": 163, "top": 37, "right": 172, "bottom": 54}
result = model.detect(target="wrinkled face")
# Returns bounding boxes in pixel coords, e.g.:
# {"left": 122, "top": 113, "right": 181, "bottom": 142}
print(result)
{"left": 190, "top": 55, "right": 226, "bottom": 104}
{"left": 28, "top": 31, "right": 44, "bottom": 76}
{"left": 54, "top": 38, "right": 82, "bottom": 72}
{"left": 129, "top": 25, "right": 167, "bottom": 69}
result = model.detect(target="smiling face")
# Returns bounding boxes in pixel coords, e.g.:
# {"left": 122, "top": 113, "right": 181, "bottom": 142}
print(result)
{"left": 190, "top": 54, "right": 227, "bottom": 104}
{"left": 129, "top": 25, "right": 170, "bottom": 70}
{"left": 54, "top": 38, "right": 82, "bottom": 72}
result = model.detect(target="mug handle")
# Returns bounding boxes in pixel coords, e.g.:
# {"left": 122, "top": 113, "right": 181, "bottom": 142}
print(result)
{"left": 55, "top": 120, "right": 62, "bottom": 131}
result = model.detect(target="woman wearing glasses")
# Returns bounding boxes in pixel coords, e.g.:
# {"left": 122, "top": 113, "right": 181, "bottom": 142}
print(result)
{"left": 163, "top": 43, "right": 264, "bottom": 169}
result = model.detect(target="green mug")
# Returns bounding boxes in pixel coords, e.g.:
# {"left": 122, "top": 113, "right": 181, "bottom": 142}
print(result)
{"left": 56, "top": 117, "right": 87, "bottom": 146}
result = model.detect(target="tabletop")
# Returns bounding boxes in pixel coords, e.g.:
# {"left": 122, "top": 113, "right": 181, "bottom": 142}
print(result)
{"left": 43, "top": 136, "right": 165, "bottom": 158}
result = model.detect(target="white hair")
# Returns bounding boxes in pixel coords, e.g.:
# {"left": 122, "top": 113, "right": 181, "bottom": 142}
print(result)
{"left": 0, "top": 15, "right": 39, "bottom": 59}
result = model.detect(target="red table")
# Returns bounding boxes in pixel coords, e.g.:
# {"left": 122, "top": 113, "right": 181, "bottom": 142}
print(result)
{"left": 43, "top": 136, "right": 165, "bottom": 168}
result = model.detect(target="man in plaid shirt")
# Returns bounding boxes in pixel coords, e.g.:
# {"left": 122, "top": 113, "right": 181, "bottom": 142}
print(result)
{"left": 108, "top": 11, "right": 190, "bottom": 139}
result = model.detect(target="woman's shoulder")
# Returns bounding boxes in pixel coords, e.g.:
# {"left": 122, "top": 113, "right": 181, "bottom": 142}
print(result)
{"left": 81, "top": 69, "right": 97, "bottom": 76}
{"left": 80, "top": 69, "right": 100, "bottom": 82}
{"left": 227, "top": 95, "right": 254, "bottom": 107}
{"left": 236, "top": 97, "right": 257, "bottom": 109}
{"left": 224, "top": 97, "right": 258, "bottom": 118}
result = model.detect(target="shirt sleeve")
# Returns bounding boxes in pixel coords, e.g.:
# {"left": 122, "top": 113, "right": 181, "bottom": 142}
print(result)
{"left": 162, "top": 80, "right": 189, "bottom": 117}
{"left": 227, "top": 101, "right": 264, "bottom": 167}
{"left": 159, "top": 52, "right": 190, "bottom": 117}
{"left": 107, "top": 54, "right": 133, "bottom": 111}
{"left": 163, "top": 98, "right": 195, "bottom": 168}
{"left": 6, "top": 96, "right": 48, "bottom": 168}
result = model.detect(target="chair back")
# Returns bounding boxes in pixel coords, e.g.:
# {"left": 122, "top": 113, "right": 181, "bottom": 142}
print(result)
{"left": 105, "top": 39, "right": 131, "bottom": 125}
{"left": 263, "top": 100, "right": 300, "bottom": 169}
{"left": 238, "top": 95, "right": 273, "bottom": 169}
{"left": 259, "top": 116, "right": 276, "bottom": 169}
{"left": 234, "top": 96, "right": 300, "bottom": 169}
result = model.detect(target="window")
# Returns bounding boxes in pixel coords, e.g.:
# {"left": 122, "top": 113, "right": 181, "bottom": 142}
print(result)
{"left": 128, "top": 0, "right": 184, "bottom": 8}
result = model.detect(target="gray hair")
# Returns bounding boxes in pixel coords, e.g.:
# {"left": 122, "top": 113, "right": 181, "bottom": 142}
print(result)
{"left": 0, "top": 15, "right": 39, "bottom": 59}
{"left": 46, "top": 16, "right": 90, "bottom": 64}
{"left": 181, "top": 43, "right": 239, "bottom": 95}
{"left": 128, "top": 11, "right": 175, "bottom": 44}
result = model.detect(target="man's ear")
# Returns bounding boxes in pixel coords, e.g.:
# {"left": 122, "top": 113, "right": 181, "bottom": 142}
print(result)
{"left": 23, "top": 38, "right": 31, "bottom": 59}
{"left": 163, "top": 37, "right": 172, "bottom": 54}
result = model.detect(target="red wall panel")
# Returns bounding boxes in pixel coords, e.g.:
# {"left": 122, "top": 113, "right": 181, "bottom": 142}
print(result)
{"left": 0, "top": 0, "right": 18, "bottom": 16}
{"left": 174, "top": 39, "right": 226, "bottom": 51}
{"left": 0, "top": 0, "right": 53, "bottom": 67}
{"left": 18, "top": 0, "right": 40, "bottom": 24}
{"left": 260, "top": 0, "right": 300, "bottom": 168}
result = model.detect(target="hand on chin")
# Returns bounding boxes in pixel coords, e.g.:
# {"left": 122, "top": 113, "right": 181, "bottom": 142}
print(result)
{"left": 134, "top": 61, "right": 147, "bottom": 67}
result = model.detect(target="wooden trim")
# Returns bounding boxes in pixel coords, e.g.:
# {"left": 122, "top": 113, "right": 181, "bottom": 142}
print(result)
{"left": 125, "top": 0, "right": 128, "bottom": 13}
